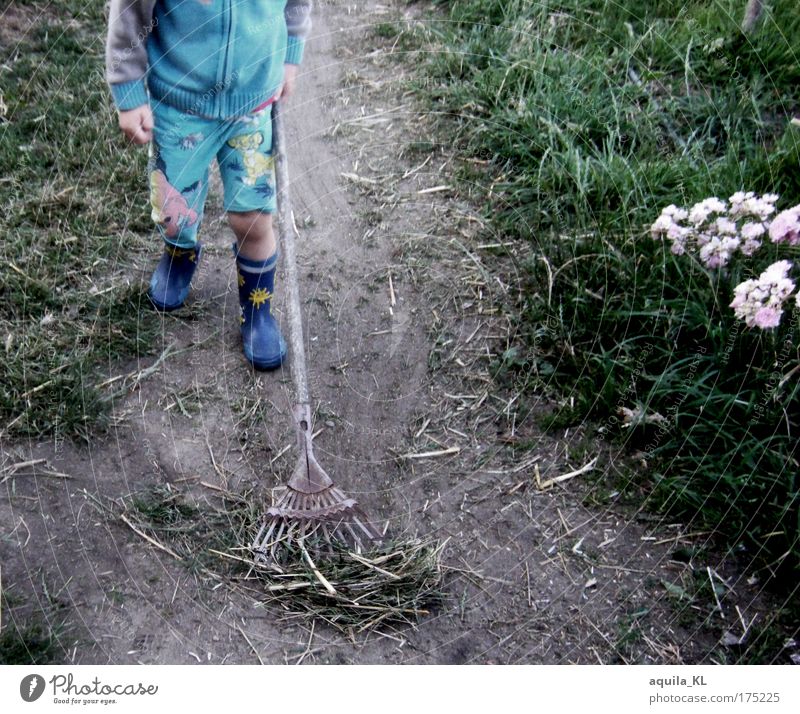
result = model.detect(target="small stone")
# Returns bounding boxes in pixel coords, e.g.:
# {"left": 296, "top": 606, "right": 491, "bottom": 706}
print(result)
{"left": 720, "top": 630, "right": 743, "bottom": 647}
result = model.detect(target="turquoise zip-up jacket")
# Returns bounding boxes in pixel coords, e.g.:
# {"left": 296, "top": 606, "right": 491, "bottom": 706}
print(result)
{"left": 106, "top": 0, "right": 313, "bottom": 119}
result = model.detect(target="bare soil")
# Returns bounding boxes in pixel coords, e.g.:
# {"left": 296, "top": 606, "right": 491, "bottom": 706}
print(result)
{"left": 0, "top": 0, "right": 780, "bottom": 664}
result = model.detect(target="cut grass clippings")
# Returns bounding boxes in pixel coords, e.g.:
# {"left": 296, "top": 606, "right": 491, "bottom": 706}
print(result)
{"left": 101, "top": 484, "right": 447, "bottom": 636}
{"left": 246, "top": 540, "right": 448, "bottom": 633}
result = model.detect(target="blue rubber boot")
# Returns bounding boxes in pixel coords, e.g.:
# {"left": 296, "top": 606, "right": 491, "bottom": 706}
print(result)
{"left": 234, "top": 244, "right": 287, "bottom": 370}
{"left": 148, "top": 242, "right": 203, "bottom": 311}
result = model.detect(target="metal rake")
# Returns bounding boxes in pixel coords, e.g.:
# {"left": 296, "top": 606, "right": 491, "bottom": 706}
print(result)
{"left": 251, "top": 100, "right": 381, "bottom": 565}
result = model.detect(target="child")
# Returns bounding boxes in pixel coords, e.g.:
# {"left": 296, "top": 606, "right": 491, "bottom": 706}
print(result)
{"left": 105, "top": 0, "right": 313, "bottom": 370}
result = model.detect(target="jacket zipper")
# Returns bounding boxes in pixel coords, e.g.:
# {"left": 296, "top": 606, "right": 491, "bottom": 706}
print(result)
{"left": 222, "top": 1, "right": 235, "bottom": 88}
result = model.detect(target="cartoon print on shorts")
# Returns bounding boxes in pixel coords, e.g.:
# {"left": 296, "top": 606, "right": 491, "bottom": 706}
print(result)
{"left": 149, "top": 167, "right": 201, "bottom": 239}
{"left": 178, "top": 132, "right": 205, "bottom": 150}
{"left": 253, "top": 182, "right": 274, "bottom": 199}
{"left": 226, "top": 131, "right": 275, "bottom": 187}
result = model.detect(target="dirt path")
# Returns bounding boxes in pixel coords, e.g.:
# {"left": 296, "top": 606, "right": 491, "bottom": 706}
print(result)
{"left": 1, "top": 0, "right": 771, "bottom": 664}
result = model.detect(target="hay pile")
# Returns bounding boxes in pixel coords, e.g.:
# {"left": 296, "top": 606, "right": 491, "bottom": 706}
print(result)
{"left": 243, "top": 539, "right": 447, "bottom": 632}
{"left": 107, "top": 484, "right": 446, "bottom": 634}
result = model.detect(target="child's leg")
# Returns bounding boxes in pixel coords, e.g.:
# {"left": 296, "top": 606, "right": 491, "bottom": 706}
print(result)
{"left": 228, "top": 210, "right": 276, "bottom": 261}
{"left": 148, "top": 102, "right": 217, "bottom": 248}
{"left": 147, "top": 102, "right": 219, "bottom": 310}
{"left": 217, "top": 105, "right": 278, "bottom": 255}
{"left": 218, "top": 107, "right": 285, "bottom": 369}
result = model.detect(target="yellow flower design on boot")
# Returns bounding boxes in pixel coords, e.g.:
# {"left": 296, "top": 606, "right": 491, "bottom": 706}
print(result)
{"left": 166, "top": 245, "right": 198, "bottom": 261}
{"left": 249, "top": 287, "right": 273, "bottom": 309}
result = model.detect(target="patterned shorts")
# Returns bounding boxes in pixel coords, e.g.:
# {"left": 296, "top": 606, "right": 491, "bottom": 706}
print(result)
{"left": 147, "top": 99, "right": 277, "bottom": 249}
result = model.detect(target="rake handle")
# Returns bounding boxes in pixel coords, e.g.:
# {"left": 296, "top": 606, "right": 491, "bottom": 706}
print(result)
{"left": 272, "top": 100, "right": 311, "bottom": 410}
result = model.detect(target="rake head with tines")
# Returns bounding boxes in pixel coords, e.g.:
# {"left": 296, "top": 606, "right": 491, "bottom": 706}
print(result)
{"left": 252, "top": 406, "right": 381, "bottom": 563}
{"left": 251, "top": 101, "right": 381, "bottom": 565}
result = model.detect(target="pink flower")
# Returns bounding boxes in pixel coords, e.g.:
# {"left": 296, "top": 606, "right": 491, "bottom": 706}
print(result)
{"left": 653, "top": 194, "right": 787, "bottom": 266}
{"left": 729, "top": 282, "right": 752, "bottom": 310}
{"left": 741, "top": 222, "right": 765, "bottom": 240}
{"left": 650, "top": 213, "right": 674, "bottom": 239}
{"left": 753, "top": 306, "right": 782, "bottom": 329}
{"left": 762, "top": 259, "right": 793, "bottom": 281}
{"left": 768, "top": 207, "right": 800, "bottom": 245}
{"left": 740, "top": 238, "right": 762, "bottom": 256}
{"left": 689, "top": 197, "right": 726, "bottom": 225}
{"left": 666, "top": 222, "right": 689, "bottom": 242}
{"left": 662, "top": 204, "right": 688, "bottom": 221}
{"left": 730, "top": 260, "right": 797, "bottom": 329}
{"left": 729, "top": 192, "right": 777, "bottom": 220}
{"left": 699, "top": 236, "right": 739, "bottom": 268}
{"left": 715, "top": 217, "right": 737, "bottom": 235}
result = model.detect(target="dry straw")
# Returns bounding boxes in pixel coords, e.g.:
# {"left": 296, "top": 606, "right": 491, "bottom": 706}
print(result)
{"left": 99, "top": 484, "right": 446, "bottom": 635}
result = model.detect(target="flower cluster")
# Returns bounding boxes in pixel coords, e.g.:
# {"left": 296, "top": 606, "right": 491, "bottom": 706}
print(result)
{"left": 651, "top": 192, "right": 782, "bottom": 268}
{"left": 729, "top": 260, "right": 798, "bottom": 329}
{"left": 652, "top": 193, "right": 800, "bottom": 330}
{"left": 768, "top": 205, "right": 800, "bottom": 246}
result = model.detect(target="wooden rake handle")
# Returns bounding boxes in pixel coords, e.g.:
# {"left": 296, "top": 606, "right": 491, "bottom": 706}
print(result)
{"left": 272, "top": 100, "right": 311, "bottom": 411}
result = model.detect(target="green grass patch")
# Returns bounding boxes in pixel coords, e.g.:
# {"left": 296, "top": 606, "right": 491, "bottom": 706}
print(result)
{"left": 391, "top": 0, "right": 800, "bottom": 580}
{"left": 0, "top": 582, "right": 71, "bottom": 665}
{"left": 660, "top": 569, "right": 799, "bottom": 664}
{"left": 1, "top": 0, "right": 158, "bottom": 438}
{"left": 0, "top": 620, "right": 63, "bottom": 665}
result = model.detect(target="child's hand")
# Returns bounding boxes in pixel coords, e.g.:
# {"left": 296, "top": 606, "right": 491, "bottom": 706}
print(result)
{"left": 118, "top": 105, "right": 154, "bottom": 145}
{"left": 278, "top": 64, "right": 299, "bottom": 101}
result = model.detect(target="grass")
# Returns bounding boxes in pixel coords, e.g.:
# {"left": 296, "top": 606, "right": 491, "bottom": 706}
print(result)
{"left": 0, "top": 583, "right": 70, "bottom": 665}
{"left": 659, "top": 566, "right": 799, "bottom": 664}
{"left": 613, "top": 608, "right": 647, "bottom": 663}
{"left": 416, "top": 0, "right": 800, "bottom": 237}
{"left": 1, "top": 0, "right": 159, "bottom": 439}
{"left": 0, "top": 620, "right": 62, "bottom": 665}
{"left": 377, "top": 0, "right": 800, "bottom": 585}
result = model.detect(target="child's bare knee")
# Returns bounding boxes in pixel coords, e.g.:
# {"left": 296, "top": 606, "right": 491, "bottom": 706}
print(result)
{"left": 228, "top": 210, "right": 272, "bottom": 238}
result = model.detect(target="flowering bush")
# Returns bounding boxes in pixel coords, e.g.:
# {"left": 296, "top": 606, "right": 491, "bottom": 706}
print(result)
{"left": 652, "top": 193, "right": 800, "bottom": 329}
